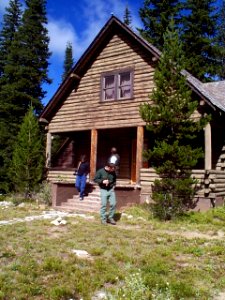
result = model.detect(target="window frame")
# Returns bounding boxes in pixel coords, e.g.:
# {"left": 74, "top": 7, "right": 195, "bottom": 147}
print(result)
{"left": 101, "top": 69, "right": 133, "bottom": 102}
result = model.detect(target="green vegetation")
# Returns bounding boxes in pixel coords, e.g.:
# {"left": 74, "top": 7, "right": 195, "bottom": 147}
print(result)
{"left": 11, "top": 107, "right": 45, "bottom": 198}
{"left": 0, "top": 0, "right": 51, "bottom": 193}
{"left": 140, "top": 21, "right": 208, "bottom": 220}
{"left": 62, "top": 41, "right": 74, "bottom": 81}
{"left": 139, "top": 0, "right": 221, "bottom": 81}
{"left": 0, "top": 204, "right": 225, "bottom": 299}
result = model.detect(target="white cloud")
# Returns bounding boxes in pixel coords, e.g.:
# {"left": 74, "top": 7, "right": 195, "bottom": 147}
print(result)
{"left": 44, "top": 0, "right": 143, "bottom": 104}
{"left": 47, "top": 19, "right": 80, "bottom": 58}
{"left": 47, "top": 0, "right": 142, "bottom": 61}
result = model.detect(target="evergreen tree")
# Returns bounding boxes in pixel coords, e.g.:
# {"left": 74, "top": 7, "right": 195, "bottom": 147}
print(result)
{"left": 62, "top": 41, "right": 74, "bottom": 81}
{"left": 0, "top": 0, "right": 22, "bottom": 77}
{"left": 140, "top": 20, "right": 208, "bottom": 220}
{"left": 11, "top": 107, "right": 45, "bottom": 197}
{"left": 138, "top": 0, "right": 181, "bottom": 50}
{"left": 0, "top": 0, "right": 23, "bottom": 193}
{"left": 123, "top": 5, "right": 132, "bottom": 26}
{"left": 182, "top": 0, "right": 219, "bottom": 81}
{"left": 215, "top": 0, "right": 225, "bottom": 79}
{"left": 5, "top": 0, "right": 52, "bottom": 113}
{"left": 0, "top": 0, "right": 51, "bottom": 192}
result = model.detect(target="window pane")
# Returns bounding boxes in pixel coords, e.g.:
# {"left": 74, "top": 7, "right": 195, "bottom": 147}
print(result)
{"left": 105, "top": 75, "right": 115, "bottom": 88}
{"left": 105, "top": 88, "right": 115, "bottom": 100}
{"left": 120, "top": 72, "right": 130, "bottom": 86}
{"left": 119, "top": 86, "right": 131, "bottom": 98}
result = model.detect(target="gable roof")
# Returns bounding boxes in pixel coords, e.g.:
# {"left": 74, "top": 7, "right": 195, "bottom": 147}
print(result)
{"left": 40, "top": 15, "right": 225, "bottom": 123}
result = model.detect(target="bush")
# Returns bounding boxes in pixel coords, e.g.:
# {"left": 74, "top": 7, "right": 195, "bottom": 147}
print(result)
{"left": 35, "top": 181, "right": 52, "bottom": 206}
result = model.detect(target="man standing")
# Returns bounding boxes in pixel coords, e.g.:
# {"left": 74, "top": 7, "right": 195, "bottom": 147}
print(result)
{"left": 94, "top": 162, "right": 117, "bottom": 225}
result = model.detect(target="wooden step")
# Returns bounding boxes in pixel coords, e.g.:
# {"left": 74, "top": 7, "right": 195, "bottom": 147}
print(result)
{"left": 55, "top": 187, "right": 101, "bottom": 213}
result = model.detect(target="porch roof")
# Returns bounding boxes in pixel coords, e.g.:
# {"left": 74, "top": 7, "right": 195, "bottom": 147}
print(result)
{"left": 182, "top": 70, "right": 225, "bottom": 112}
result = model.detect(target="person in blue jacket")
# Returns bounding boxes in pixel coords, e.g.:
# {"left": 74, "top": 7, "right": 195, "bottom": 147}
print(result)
{"left": 75, "top": 154, "right": 90, "bottom": 200}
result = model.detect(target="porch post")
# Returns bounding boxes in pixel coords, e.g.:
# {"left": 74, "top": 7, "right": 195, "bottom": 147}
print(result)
{"left": 46, "top": 132, "right": 52, "bottom": 167}
{"left": 204, "top": 122, "right": 212, "bottom": 170}
{"left": 90, "top": 129, "right": 98, "bottom": 180}
{"left": 136, "top": 126, "right": 144, "bottom": 185}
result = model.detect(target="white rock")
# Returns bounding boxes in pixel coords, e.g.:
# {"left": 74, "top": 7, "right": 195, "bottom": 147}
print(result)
{"left": 50, "top": 217, "right": 67, "bottom": 226}
{"left": 0, "top": 201, "right": 13, "bottom": 207}
{"left": 71, "top": 249, "right": 92, "bottom": 260}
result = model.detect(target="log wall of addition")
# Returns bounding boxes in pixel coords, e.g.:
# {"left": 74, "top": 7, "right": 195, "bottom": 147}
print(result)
{"left": 48, "top": 32, "right": 155, "bottom": 133}
{"left": 140, "top": 168, "right": 225, "bottom": 204}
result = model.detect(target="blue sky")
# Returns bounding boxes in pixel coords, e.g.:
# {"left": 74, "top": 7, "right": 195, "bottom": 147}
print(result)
{"left": 0, "top": 0, "right": 143, "bottom": 106}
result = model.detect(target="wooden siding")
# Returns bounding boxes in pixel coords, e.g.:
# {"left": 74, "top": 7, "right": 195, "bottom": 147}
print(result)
{"left": 140, "top": 168, "right": 225, "bottom": 202}
{"left": 48, "top": 33, "right": 155, "bottom": 133}
{"left": 47, "top": 168, "right": 225, "bottom": 202}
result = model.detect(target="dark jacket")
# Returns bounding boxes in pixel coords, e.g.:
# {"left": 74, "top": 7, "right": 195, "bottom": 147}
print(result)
{"left": 77, "top": 161, "right": 90, "bottom": 176}
{"left": 94, "top": 167, "right": 116, "bottom": 190}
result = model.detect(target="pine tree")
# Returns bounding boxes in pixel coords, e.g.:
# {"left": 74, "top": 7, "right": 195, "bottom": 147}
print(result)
{"left": 140, "top": 20, "right": 208, "bottom": 220}
{"left": 0, "top": 0, "right": 51, "bottom": 192}
{"left": 182, "top": 0, "right": 219, "bottom": 81}
{"left": 11, "top": 107, "right": 45, "bottom": 197}
{"left": 7, "top": 0, "right": 52, "bottom": 113}
{"left": 138, "top": 0, "right": 181, "bottom": 49}
{"left": 215, "top": 0, "right": 225, "bottom": 79}
{"left": 0, "top": 0, "right": 22, "bottom": 77}
{"left": 123, "top": 5, "right": 132, "bottom": 26}
{"left": 0, "top": 0, "right": 23, "bottom": 193}
{"left": 62, "top": 41, "right": 74, "bottom": 81}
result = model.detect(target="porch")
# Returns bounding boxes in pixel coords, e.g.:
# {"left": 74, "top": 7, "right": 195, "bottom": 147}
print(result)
{"left": 45, "top": 122, "right": 225, "bottom": 212}
{"left": 47, "top": 168, "right": 225, "bottom": 213}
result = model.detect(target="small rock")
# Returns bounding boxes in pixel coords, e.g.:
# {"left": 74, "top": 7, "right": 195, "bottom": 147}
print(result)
{"left": 217, "top": 230, "right": 224, "bottom": 238}
{"left": 0, "top": 201, "right": 13, "bottom": 207}
{"left": 50, "top": 217, "right": 67, "bottom": 226}
{"left": 72, "top": 249, "right": 93, "bottom": 260}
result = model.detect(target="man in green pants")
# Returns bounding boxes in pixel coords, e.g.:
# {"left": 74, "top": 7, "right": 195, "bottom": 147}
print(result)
{"left": 94, "top": 162, "right": 117, "bottom": 225}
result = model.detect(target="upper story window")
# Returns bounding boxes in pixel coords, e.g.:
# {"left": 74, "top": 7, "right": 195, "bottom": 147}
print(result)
{"left": 101, "top": 69, "right": 133, "bottom": 101}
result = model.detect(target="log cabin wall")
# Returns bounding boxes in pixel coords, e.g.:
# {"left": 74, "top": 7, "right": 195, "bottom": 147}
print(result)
{"left": 48, "top": 32, "right": 155, "bottom": 133}
{"left": 140, "top": 168, "right": 225, "bottom": 208}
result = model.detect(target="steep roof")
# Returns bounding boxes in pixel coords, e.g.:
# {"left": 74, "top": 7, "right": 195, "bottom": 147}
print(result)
{"left": 40, "top": 15, "right": 225, "bottom": 122}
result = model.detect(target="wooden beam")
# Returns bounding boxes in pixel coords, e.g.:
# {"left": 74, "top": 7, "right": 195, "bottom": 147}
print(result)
{"left": 204, "top": 122, "right": 212, "bottom": 170}
{"left": 46, "top": 132, "right": 52, "bottom": 168}
{"left": 136, "top": 126, "right": 144, "bottom": 185}
{"left": 90, "top": 129, "right": 98, "bottom": 180}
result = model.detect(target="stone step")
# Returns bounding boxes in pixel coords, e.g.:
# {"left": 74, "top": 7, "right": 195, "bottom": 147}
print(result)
{"left": 67, "top": 199, "right": 100, "bottom": 205}
{"left": 59, "top": 200, "right": 100, "bottom": 209}
{"left": 55, "top": 185, "right": 102, "bottom": 213}
{"left": 72, "top": 195, "right": 100, "bottom": 201}
{"left": 54, "top": 205, "right": 99, "bottom": 214}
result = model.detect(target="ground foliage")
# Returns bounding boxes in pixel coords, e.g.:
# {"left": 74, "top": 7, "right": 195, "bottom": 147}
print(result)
{"left": 140, "top": 21, "right": 209, "bottom": 220}
{"left": 0, "top": 203, "right": 225, "bottom": 299}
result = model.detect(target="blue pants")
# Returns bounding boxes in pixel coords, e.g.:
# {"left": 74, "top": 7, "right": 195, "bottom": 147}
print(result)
{"left": 75, "top": 174, "right": 87, "bottom": 198}
{"left": 100, "top": 188, "right": 116, "bottom": 221}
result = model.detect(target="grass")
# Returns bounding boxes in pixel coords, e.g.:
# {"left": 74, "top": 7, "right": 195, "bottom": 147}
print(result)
{"left": 0, "top": 202, "right": 225, "bottom": 299}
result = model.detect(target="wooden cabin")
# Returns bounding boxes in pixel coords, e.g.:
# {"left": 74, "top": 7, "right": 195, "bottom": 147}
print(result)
{"left": 39, "top": 16, "right": 225, "bottom": 212}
